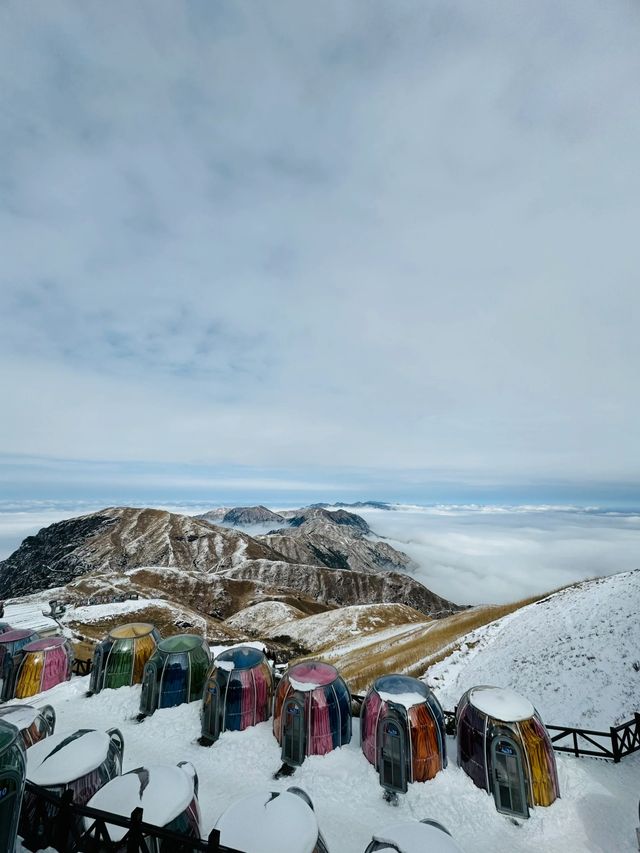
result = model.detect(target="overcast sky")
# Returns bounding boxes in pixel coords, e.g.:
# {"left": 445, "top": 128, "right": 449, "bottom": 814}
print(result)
{"left": 1, "top": 1, "right": 639, "bottom": 504}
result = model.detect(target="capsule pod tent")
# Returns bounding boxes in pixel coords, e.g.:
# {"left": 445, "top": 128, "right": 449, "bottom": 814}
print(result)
{"left": 89, "top": 623, "right": 161, "bottom": 693}
{"left": 0, "top": 629, "right": 40, "bottom": 701}
{"left": 364, "top": 819, "right": 464, "bottom": 853}
{"left": 201, "top": 646, "right": 273, "bottom": 744}
{"left": 456, "top": 686, "right": 560, "bottom": 819}
{"left": 140, "top": 634, "right": 211, "bottom": 717}
{"left": 0, "top": 720, "right": 26, "bottom": 853}
{"left": 361, "top": 674, "right": 447, "bottom": 797}
{"left": 215, "top": 787, "right": 330, "bottom": 853}
{"left": 6, "top": 637, "right": 73, "bottom": 700}
{"left": 22, "top": 727, "right": 124, "bottom": 822}
{"left": 0, "top": 704, "right": 56, "bottom": 749}
{"left": 85, "top": 762, "right": 201, "bottom": 850}
{"left": 273, "top": 662, "right": 351, "bottom": 766}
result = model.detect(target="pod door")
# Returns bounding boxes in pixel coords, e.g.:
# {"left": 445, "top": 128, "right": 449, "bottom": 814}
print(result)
{"left": 281, "top": 698, "right": 306, "bottom": 766}
{"left": 89, "top": 644, "right": 105, "bottom": 693}
{"left": 140, "top": 661, "right": 159, "bottom": 715}
{"left": 0, "top": 769, "right": 23, "bottom": 853}
{"left": 203, "top": 685, "right": 221, "bottom": 743}
{"left": 491, "top": 735, "right": 529, "bottom": 819}
{"left": 378, "top": 711, "right": 408, "bottom": 794}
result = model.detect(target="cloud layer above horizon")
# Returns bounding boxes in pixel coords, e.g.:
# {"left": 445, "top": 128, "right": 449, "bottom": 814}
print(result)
{"left": 2, "top": 1, "right": 639, "bottom": 491}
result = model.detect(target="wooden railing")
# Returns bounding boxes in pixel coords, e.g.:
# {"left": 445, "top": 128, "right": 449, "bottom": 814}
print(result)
{"left": 546, "top": 713, "right": 640, "bottom": 763}
{"left": 71, "top": 657, "right": 92, "bottom": 676}
{"left": 21, "top": 782, "right": 245, "bottom": 853}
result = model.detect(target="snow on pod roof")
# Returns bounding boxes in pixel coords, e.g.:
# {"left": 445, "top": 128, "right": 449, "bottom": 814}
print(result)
{"left": 216, "top": 645, "right": 266, "bottom": 671}
{"left": 215, "top": 790, "right": 318, "bottom": 853}
{"left": 109, "top": 622, "right": 155, "bottom": 640}
{"left": 85, "top": 764, "right": 195, "bottom": 841}
{"left": 157, "top": 634, "right": 203, "bottom": 653}
{"left": 374, "top": 674, "right": 429, "bottom": 710}
{"left": 27, "top": 729, "right": 112, "bottom": 785}
{"left": 23, "top": 636, "right": 67, "bottom": 652}
{"left": 371, "top": 821, "right": 464, "bottom": 852}
{"left": 0, "top": 704, "right": 40, "bottom": 731}
{"left": 287, "top": 661, "right": 338, "bottom": 692}
{"left": 0, "top": 629, "right": 37, "bottom": 643}
{"left": 468, "top": 686, "right": 534, "bottom": 722}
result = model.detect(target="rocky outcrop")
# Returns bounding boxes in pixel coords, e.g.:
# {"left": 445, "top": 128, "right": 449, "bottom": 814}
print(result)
{"left": 219, "top": 559, "right": 459, "bottom": 618}
{"left": 280, "top": 507, "right": 370, "bottom": 534}
{"left": 257, "top": 508, "right": 411, "bottom": 574}
{"left": 259, "top": 529, "right": 412, "bottom": 574}
{"left": 0, "top": 507, "right": 288, "bottom": 598}
{"left": 222, "top": 506, "right": 287, "bottom": 526}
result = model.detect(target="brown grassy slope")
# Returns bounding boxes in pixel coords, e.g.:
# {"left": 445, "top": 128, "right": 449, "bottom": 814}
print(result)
{"left": 64, "top": 602, "right": 248, "bottom": 649}
{"left": 294, "top": 593, "right": 547, "bottom": 694}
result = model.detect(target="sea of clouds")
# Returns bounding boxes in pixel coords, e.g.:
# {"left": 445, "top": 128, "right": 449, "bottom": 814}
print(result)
{"left": 1, "top": 501, "right": 638, "bottom": 607}
{"left": 354, "top": 505, "right": 640, "bottom": 605}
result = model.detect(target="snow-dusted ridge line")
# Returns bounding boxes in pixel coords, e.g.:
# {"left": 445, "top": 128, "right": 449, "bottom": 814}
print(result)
{"left": 428, "top": 571, "right": 640, "bottom": 729}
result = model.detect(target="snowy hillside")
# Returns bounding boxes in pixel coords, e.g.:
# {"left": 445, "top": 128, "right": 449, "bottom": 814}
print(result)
{"left": 8, "top": 674, "right": 639, "bottom": 853}
{"left": 428, "top": 571, "right": 640, "bottom": 727}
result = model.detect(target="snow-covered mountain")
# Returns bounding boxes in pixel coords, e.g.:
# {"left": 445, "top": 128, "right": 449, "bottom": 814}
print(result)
{"left": 428, "top": 570, "right": 640, "bottom": 728}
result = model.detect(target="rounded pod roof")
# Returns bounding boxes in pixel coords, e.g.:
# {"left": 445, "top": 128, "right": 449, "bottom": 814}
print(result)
{"left": 85, "top": 764, "right": 196, "bottom": 841}
{"left": 157, "top": 634, "right": 205, "bottom": 654}
{"left": 372, "top": 674, "right": 430, "bottom": 710}
{"left": 109, "top": 622, "right": 156, "bottom": 640}
{"left": 0, "top": 704, "right": 40, "bottom": 731}
{"left": 0, "top": 629, "right": 38, "bottom": 644}
{"left": 370, "top": 821, "right": 463, "bottom": 853}
{"left": 27, "top": 729, "right": 114, "bottom": 785}
{"left": 215, "top": 790, "right": 319, "bottom": 853}
{"left": 468, "top": 686, "right": 534, "bottom": 722}
{"left": 286, "top": 661, "right": 339, "bottom": 692}
{"left": 215, "top": 646, "right": 266, "bottom": 671}
{"left": 23, "top": 636, "right": 68, "bottom": 653}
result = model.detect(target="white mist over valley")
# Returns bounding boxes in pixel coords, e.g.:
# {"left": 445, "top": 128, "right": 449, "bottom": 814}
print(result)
{"left": 2, "top": 500, "right": 639, "bottom": 606}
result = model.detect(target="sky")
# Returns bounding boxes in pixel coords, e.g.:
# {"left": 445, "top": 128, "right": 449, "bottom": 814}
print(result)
{"left": 1, "top": 1, "right": 640, "bottom": 505}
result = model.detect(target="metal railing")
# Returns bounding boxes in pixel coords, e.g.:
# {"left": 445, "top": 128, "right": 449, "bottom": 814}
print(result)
{"left": 21, "top": 782, "right": 245, "bottom": 853}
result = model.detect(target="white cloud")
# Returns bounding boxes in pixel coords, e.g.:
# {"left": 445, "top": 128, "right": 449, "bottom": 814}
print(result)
{"left": 1, "top": 2, "right": 639, "bottom": 484}
{"left": 356, "top": 506, "right": 640, "bottom": 604}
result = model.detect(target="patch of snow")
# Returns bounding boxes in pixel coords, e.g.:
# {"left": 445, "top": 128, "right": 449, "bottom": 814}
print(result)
{"left": 4, "top": 592, "right": 63, "bottom": 634}
{"left": 215, "top": 790, "right": 318, "bottom": 853}
{"left": 373, "top": 821, "right": 464, "bottom": 852}
{"left": 377, "top": 691, "right": 426, "bottom": 710}
{"left": 27, "top": 729, "right": 114, "bottom": 786}
{"left": 0, "top": 703, "right": 40, "bottom": 730}
{"left": 86, "top": 764, "right": 196, "bottom": 841}
{"left": 64, "top": 599, "right": 170, "bottom": 623}
{"left": 289, "top": 677, "right": 320, "bottom": 692}
{"left": 210, "top": 640, "right": 266, "bottom": 658}
{"left": 469, "top": 687, "right": 535, "bottom": 722}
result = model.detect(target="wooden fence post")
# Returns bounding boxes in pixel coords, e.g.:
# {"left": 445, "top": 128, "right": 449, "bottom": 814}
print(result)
{"left": 128, "top": 806, "right": 144, "bottom": 853}
{"left": 207, "top": 827, "right": 221, "bottom": 852}
{"left": 53, "top": 788, "right": 75, "bottom": 851}
{"left": 610, "top": 726, "right": 621, "bottom": 763}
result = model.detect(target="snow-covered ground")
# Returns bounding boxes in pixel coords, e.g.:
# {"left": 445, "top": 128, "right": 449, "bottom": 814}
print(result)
{"left": 428, "top": 571, "right": 640, "bottom": 728}
{"left": 8, "top": 675, "right": 639, "bottom": 853}
{"left": 3, "top": 591, "right": 63, "bottom": 633}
